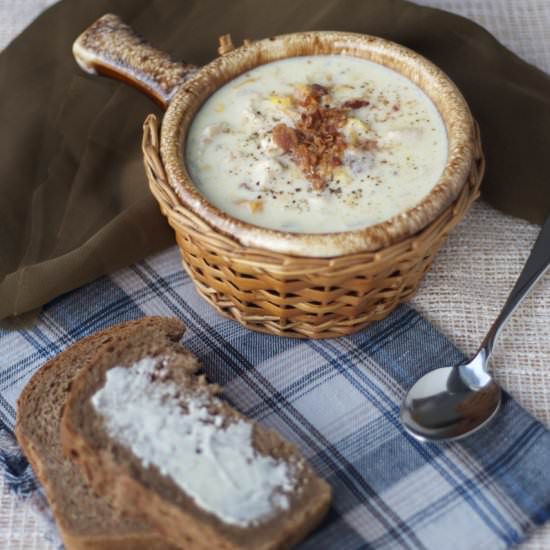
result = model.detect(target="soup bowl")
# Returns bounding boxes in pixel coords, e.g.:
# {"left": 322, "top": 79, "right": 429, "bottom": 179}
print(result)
{"left": 74, "top": 14, "right": 483, "bottom": 338}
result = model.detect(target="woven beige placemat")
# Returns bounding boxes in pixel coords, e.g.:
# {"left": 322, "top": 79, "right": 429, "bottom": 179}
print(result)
{"left": 1, "top": 0, "right": 549, "bottom": 548}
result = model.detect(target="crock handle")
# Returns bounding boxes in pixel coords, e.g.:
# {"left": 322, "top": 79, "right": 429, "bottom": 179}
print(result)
{"left": 73, "top": 13, "right": 199, "bottom": 109}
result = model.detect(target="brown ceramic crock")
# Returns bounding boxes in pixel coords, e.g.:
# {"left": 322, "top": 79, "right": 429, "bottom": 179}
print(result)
{"left": 72, "top": 14, "right": 484, "bottom": 338}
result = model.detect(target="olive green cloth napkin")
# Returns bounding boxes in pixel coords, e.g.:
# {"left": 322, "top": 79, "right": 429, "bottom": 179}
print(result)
{"left": 1, "top": 0, "right": 549, "bottom": 320}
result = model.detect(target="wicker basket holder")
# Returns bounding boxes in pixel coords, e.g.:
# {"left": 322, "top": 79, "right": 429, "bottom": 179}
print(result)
{"left": 143, "top": 115, "right": 484, "bottom": 339}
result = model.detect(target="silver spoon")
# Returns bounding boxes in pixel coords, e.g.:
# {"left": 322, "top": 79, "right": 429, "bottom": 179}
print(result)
{"left": 401, "top": 215, "right": 550, "bottom": 442}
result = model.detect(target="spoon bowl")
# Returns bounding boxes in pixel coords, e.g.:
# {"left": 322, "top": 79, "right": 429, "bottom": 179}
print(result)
{"left": 400, "top": 366, "right": 502, "bottom": 441}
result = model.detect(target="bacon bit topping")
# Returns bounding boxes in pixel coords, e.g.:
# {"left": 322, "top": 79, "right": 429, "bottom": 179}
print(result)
{"left": 342, "top": 99, "right": 370, "bottom": 109}
{"left": 272, "top": 124, "right": 298, "bottom": 153}
{"left": 294, "top": 83, "right": 328, "bottom": 104}
{"left": 309, "top": 83, "right": 329, "bottom": 97}
{"left": 272, "top": 84, "right": 373, "bottom": 190}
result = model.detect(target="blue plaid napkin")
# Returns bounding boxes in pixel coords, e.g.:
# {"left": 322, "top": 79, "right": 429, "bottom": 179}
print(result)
{"left": 1, "top": 246, "right": 549, "bottom": 550}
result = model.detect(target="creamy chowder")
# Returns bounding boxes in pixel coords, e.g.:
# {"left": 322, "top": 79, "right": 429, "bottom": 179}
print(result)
{"left": 185, "top": 55, "right": 448, "bottom": 234}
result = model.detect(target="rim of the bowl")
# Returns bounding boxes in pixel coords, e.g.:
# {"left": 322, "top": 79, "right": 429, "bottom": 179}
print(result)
{"left": 160, "top": 31, "right": 475, "bottom": 258}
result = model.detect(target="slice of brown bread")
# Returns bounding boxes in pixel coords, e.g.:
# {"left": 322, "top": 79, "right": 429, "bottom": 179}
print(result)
{"left": 60, "top": 321, "right": 332, "bottom": 550}
{"left": 15, "top": 317, "right": 187, "bottom": 550}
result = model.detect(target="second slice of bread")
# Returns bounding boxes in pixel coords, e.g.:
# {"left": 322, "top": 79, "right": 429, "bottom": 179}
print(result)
{"left": 61, "top": 318, "right": 331, "bottom": 550}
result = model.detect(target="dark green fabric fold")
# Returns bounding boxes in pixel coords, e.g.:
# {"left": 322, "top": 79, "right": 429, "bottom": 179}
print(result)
{"left": 1, "top": 0, "right": 549, "bottom": 319}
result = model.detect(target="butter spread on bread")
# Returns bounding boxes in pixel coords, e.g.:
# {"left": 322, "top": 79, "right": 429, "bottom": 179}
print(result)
{"left": 91, "top": 356, "right": 298, "bottom": 526}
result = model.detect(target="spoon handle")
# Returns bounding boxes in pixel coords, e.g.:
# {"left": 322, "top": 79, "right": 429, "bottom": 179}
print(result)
{"left": 479, "top": 215, "right": 550, "bottom": 361}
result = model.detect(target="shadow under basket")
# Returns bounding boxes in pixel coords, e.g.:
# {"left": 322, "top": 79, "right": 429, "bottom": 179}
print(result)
{"left": 143, "top": 115, "right": 484, "bottom": 339}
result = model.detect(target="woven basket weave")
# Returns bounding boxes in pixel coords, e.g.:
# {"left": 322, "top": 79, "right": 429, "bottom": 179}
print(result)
{"left": 143, "top": 115, "right": 484, "bottom": 339}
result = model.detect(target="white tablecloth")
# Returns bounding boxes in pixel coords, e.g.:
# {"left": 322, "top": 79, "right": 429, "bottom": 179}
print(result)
{"left": 1, "top": 0, "right": 549, "bottom": 548}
